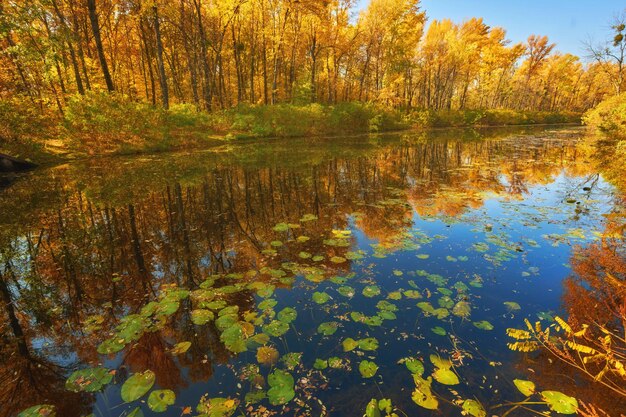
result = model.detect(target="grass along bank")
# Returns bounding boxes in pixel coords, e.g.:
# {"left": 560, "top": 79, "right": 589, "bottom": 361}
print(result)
{"left": 1, "top": 92, "right": 581, "bottom": 162}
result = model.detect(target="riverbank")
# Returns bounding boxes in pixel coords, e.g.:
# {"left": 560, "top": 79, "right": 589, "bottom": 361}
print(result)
{"left": 0, "top": 93, "right": 581, "bottom": 164}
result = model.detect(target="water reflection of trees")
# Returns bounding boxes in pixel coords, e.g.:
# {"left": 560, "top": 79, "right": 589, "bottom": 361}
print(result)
{"left": 0, "top": 129, "right": 599, "bottom": 416}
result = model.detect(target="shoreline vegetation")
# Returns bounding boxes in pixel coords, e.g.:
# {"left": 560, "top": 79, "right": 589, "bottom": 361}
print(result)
{"left": 1, "top": 93, "right": 582, "bottom": 163}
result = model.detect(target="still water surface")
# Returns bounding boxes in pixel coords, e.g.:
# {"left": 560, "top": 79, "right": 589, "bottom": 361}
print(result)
{"left": 1, "top": 126, "right": 624, "bottom": 417}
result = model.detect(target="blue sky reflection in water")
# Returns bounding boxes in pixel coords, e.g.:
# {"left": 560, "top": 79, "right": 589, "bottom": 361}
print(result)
{"left": 1, "top": 126, "right": 625, "bottom": 417}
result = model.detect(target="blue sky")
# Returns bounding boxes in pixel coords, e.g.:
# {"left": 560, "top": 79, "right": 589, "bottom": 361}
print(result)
{"left": 354, "top": 0, "right": 625, "bottom": 58}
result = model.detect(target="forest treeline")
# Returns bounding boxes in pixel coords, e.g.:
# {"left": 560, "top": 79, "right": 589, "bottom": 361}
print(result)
{"left": 0, "top": 0, "right": 625, "bottom": 157}
{"left": 2, "top": 0, "right": 624, "bottom": 112}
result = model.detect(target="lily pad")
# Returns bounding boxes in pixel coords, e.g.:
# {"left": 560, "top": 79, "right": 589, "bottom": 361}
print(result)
{"left": 18, "top": 405, "right": 56, "bottom": 417}
{"left": 121, "top": 370, "right": 156, "bottom": 403}
{"left": 277, "top": 307, "right": 297, "bottom": 323}
{"left": 196, "top": 397, "right": 238, "bottom": 417}
{"left": 462, "top": 399, "right": 486, "bottom": 417}
{"left": 504, "top": 301, "right": 521, "bottom": 311}
{"left": 362, "top": 285, "right": 381, "bottom": 298}
{"left": 343, "top": 338, "right": 358, "bottom": 352}
{"left": 66, "top": 367, "right": 113, "bottom": 392}
{"left": 318, "top": 322, "right": 339, "bottom": 336}
{"left": 256, "top": 346, "right": 279, "bottom": 365}
{"left": 359, "top": 360, "right": 378, "bottom": 378}
{"left": 312, "top": 291, "right": 331, "bottom": 304}
{"left": 147, "top": 389, "right": 176, "bottom": 412}
{"left": 432, "top": 368, "right": 460, "bottom": 385}
{"left": 473, "top": 321, "right": 494, "bottom": 331}
{"left": 541, "top": 391, "right": 578, "bottom": 414}
{"left": 267, "top": 369, "right": 295, "bottom": 405}
{"left": 170, "top": 341, "right": 192, "bottom": 355}
{"left": 513, "top": 379, "right": 536, "bottom": 396}
{"left": 358, "top": 337, "right": 379, "bottom": 351}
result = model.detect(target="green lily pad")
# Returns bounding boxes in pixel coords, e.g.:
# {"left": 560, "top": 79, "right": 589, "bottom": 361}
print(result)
{"left": 191, "top": 309, "right": 215, "bottom": 325}
{"left": 18, "top": 405, "right": 56, "bottom": 417}
{"left": 452, "top": 301, "right": 471, "bottom": 318}
{"left": 358, "top": 337, "right": 379, "bottom": 351}
{"left": 196, "top": 397, "right": 238, "bottom": 417}
{"left": 121, "top": 370, "right": 155, "bottom": 403}
{"left": 338, "top": 286, "right": 355, "bottom": 298}
{"left": 277, "top": 307, "right": 297, "bottom": 323}
{"left": 462, "top": 399, "right": 486, "bottom": 417}
{"left": 513, "top": 379, "right": 536, "bottom": 396}
{"left": 403, "top": 358, "right": 424, "bottom": 375}
{"left": 313, "top": 358, "right": 328, "bottom": 370}
{"left": 359, "top": 360, "right": 378, "bottom": 378}
{"left": 312, "top": 291, "right": 330, "bottom": 304}
{"left": 541, "top": 391, "right": 578, "bottom": 414}
{"left": 412, "top": 375, "right": 438, "bottom": 410}
{"left": 267, "top": 369, "right": 295, "bottom": 405}
{"left": 504, "top": 301, "right": 521, "bottom": 311}
{"left": 170, "top": 341, "right": 192, "bottom": 355}
{"left": 473, "top": 321, "right": 494, "bottom": 331}
{"left": 432, "top": 326, "right": 447, "bottom": 336}
{"left": 318, "top": 322, "right": 339, "bottom": 336}
{"left": 66, "top": 367, "right": 113, "bottom": 392}
{"left": 343, "top": 337, "right": 358, "bottom": 352}
{"left": 280, "top": 352, "right": 302, "bottom": 370}
{"left": 263, "top": 320, "right": 289, "bottom": 337}
{"left": 362, "top": 285, "right": 381, "bottom": 298}
{"left": 147, "top": 389, "right": 176, "bottom": 412}
{"left": 432, "top": 368, "right": 460, "bottom": 385}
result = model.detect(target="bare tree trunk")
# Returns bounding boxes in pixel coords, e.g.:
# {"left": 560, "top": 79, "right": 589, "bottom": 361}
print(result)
{"left": 153, "top": 5, "right": 169, "bottom": 109}
{"left": 87, "top": 0, "right": 114, "bottom": 91}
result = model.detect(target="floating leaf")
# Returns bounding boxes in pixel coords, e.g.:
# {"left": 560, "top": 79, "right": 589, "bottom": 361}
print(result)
{"left": 170, "top": 341, "right": 192, "bottom": 355}
{"left": 338, "top": 286, "right": 355, "bottom": 298}
{"left": 147, "top": 390, "right": 175, "bottom": 412}
{"left": 277, "top": 307, "right": 297, "bottom": 323}
{"left": 462, "top": 399, "right": 486, "bottom": 417}
{"left": 196, "top": 397, "right": 238, "bottom": 417}
{"left": 412, "top": 375, "right": 438, "bottom": 410}
{"left": 330, "top": 256, "right": 347, "bottom": 264}
{"left": 362, "top": 285, "right": 381, "bottom": 298}
{"left": 312, "top": 291, "right": 330, "bottom": 304}
{"left": 452, "top": 301, "right": 471, "bottom": 318}
{"left": 191, "top": 309, "right": 214, "bottom": 325}
{"left": 256, "top": 346, "right": 279, "bottom": 365}
{"left": 513, "top": 379, "right": 536, "bottom": 396}
{"left": 280, "top": 352, "right": 302, "bottom": 370}
{"left": 432, "top": 368, "right": 459, "bottom": 385}
{"left": 318, "top": 322, "right": 339, "bottom": 336}
{"left": 432, "top": 326, "right": 447, "bottom": 336}
{"left": 541, "top": 391, "right": 578, "bottom": 414}
{"left": 263, "top": 320, "right": 289, "bottom": 337}
{"left": 403, "top": 358, "right": 424, "bottom": 375}
{"left": 365, "top": 399, "right": 381, "bottom": 417}
{"left": 358, "top": 338, "right": 379, "bottom": 351}
{"left": 267, "top": 370, "right": 295, "bottom": 405}
{"left": 18, "top": 405, "right": 56, "bottom": 417}
{"left": 343, "top": 338, "right": 358, "bottom": 352}
{"left": 121, "top": 370, "right": 155, "bottom": 403}
{"left": 313, "top": 359, "right": 328, "bottom": 370}
{"left": 359, "top": 360, "right": 378, "bottom": 378}
{"left": 300, "top": 214, "right": 318, "bottom": 222}
{"left": 473, "top": 321, "right": 494, "bottom": 331}
{"left": 66, "top": 367, "right": 113, "bottom": 392}
{"left": 504, "top": 301, "right": 521, "bottom": 311}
